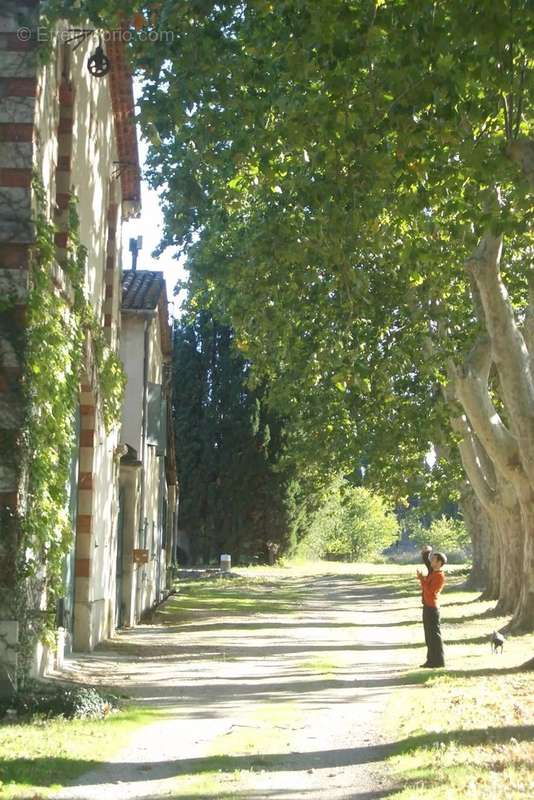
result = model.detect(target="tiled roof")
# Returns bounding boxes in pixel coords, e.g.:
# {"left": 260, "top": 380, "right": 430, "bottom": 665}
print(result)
{"left": 122, "top": 269, "right": 173, "bottom": 355}
{"left": 122, "top": 270, "right": 165, "bottom": 310}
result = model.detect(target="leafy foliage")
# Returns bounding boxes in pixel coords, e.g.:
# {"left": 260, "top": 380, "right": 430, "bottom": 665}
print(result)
{"left": 0, "top": 182, "right": 125, "bottom": 683}
{"left": 0, "top": 682, "right": 119, "bottom": 720}
{"left": 40, "top": 0, "right": 136, "bottom": 28}
{"left": 298, "top": 480, "right": 399, "bottom": 561}
{"left": 173, "top": 311, "right": 312, "bottom": 563}
{"left": 123, "top": 0, "right": 533, "bottom": 512}
{"left": 422, "top": 516, "right": 469, "bottom": 556}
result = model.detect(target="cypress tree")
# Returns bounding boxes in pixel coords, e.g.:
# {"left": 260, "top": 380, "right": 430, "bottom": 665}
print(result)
{"left": 173, "top": 311, "right": 304, "bottom": 564}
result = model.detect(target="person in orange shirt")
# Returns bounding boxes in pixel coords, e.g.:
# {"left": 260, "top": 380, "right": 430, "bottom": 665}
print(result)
{"left": 417, "top": 547, "right": 447, "bottom": 668}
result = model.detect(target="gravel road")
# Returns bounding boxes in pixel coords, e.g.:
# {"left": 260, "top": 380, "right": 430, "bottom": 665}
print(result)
{"left": 52, "top": 566, "right": 423, "bottom": 800}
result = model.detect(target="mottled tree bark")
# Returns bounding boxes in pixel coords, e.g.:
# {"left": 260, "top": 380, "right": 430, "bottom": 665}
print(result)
{"left": 449, "top": 338, "right": 525, "bottom": 619}
{"left": 459, "top": 485, "right": 493, "bottom": 592}
{"left": 465, "top": 230, "right": 534, "bottom": 630}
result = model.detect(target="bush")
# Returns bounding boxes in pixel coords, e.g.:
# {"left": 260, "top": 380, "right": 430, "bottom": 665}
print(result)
{"left": 0, "top": 682, "right": 119, "bottom": 721}
{"left": 296, "top": 480, "right": 399, "bottom": 562}
{"left": 404, "top": 514, "right": 470, "bottom": 555}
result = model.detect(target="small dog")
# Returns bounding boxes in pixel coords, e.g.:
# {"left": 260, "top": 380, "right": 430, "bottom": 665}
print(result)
{"left": 491, "top": 630, "right": 505, "bottom": 654}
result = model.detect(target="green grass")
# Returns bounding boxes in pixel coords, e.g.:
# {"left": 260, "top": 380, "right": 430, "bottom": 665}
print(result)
{"left": 382, "top": 578, "right": 534, "bottom": 800}
{"left": 0, "top": 706, "right": 164, "bottom": 799}
{"left": 157, "top": 575, "right": 303, "bottom": 621}
{"left": 386, "top": 673, "right": 534, "bottom": 799}
{"left": 301, "top": 655, "right": 339, "bottom": 676}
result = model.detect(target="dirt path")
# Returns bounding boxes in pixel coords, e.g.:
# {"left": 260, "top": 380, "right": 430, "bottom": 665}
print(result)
{"left": 52, "top": 567, "right": 423, "bottom": 800}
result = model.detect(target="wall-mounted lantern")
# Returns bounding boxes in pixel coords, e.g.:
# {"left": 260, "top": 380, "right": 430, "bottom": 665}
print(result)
{"left": 87, "top": 39, "right": 111, "bottom": 77}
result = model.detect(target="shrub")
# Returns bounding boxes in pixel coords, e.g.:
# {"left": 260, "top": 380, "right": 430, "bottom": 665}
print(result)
{"left": 404, "top": 514, "right": 470, "bottom": 555}
{"left": 297, "top": 480, "right": 399, "bottom": 561}
{"left": 0, "top": 682, "right": 119, "bottom": 720}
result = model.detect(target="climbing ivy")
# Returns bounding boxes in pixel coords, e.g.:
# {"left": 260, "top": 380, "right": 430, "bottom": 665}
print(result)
{"left": 3, "top": 179, "right": 126, "bottom": 684}
{"left": 65, "top": 200, "right": 127, "bottom": 433}
{"left": 93, "top": 336, "right": 127, "bottom": 432}
{"left": 14, "top": 182, "right": 85, "bottom": 676}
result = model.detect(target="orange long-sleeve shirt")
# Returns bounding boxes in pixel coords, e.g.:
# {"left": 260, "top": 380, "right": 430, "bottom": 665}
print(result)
{"left": 418, "top": 570, "right": 445, "bottom": 607}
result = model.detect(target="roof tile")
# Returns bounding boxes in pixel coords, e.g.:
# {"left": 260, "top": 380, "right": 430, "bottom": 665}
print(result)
{"left": 122, "top": 270, "right": 165, "bottom": 310}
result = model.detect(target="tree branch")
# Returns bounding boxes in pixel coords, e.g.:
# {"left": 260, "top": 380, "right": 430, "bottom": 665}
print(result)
{"left": 461, "top": 334, "right": 492, "bottom": 383}
{"left": 449, "top": 409, "right": 496, "bottom": 511}
{"left": 502, "top": 92, "right": 513, "bottom": 142}
{"left": 466, "top": 229, "right": 534, "bottom": 480}
{"left": 448, "top": 338, "right": 524, "bottom": 489}
{"left": 513, "top": 59, "right": 527, "bottom": 138}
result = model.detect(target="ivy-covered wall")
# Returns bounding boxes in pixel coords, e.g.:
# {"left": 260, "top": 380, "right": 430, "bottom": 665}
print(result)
{"left": 0, "top": 6, "right": 132, "bottom": 690}
{"left": 0, "top": 0, "right": 39, "bottom": 694}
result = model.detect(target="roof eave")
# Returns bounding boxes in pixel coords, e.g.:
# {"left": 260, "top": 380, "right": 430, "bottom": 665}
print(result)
{"left": 107, "top": 38, "right": 141, "bottom": 217}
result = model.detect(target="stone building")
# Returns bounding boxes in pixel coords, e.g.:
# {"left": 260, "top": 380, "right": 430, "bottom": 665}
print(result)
{"left": 0, "top": 4, "right": 176, "bottom": 691}
{"left": 118, "top": 270, "right": 178, "bottom": 627}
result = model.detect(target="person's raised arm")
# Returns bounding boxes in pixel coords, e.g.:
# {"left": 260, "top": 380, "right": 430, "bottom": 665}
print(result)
{"left": 421, "top": 544, "right": 433, "bottom": 573}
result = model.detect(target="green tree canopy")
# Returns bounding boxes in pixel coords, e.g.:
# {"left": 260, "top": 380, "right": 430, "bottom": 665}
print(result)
{"left": 130, "top": 0, "right": 533, "bottom": 506}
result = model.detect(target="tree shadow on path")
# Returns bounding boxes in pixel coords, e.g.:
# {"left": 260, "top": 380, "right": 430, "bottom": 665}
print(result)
{"left": 11, "top": 725, "right": 534, "bottom": 788}
{"left": 129, "top": 790, "right": 397, "bottom": 800}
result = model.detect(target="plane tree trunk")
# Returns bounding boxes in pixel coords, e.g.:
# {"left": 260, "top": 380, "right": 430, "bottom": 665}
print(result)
{"left": 448, "top": 384, "right": 522, "bottom": 614}
{"left": 458, "top": 485, "right": 494, "bottom": 592}
{"left": 465, "top": 229, "right": 534, "bottom": 630}
{"left": 445, "top": 224, "right": 534, "bottom": 630}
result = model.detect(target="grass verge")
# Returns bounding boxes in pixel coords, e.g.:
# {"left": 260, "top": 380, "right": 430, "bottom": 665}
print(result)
{"left": 383, "top": 576, "right": 534, "bottom": 800}
{"left": 0, "top": 706, "right": 164, "bottom": 799}
{"left": 157, "top": 574, "right": 304, "bottom": 621}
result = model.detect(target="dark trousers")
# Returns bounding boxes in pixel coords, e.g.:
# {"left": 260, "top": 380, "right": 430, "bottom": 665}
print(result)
{"left": 422, "top": 605, "right": 445, "bottom": 667}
